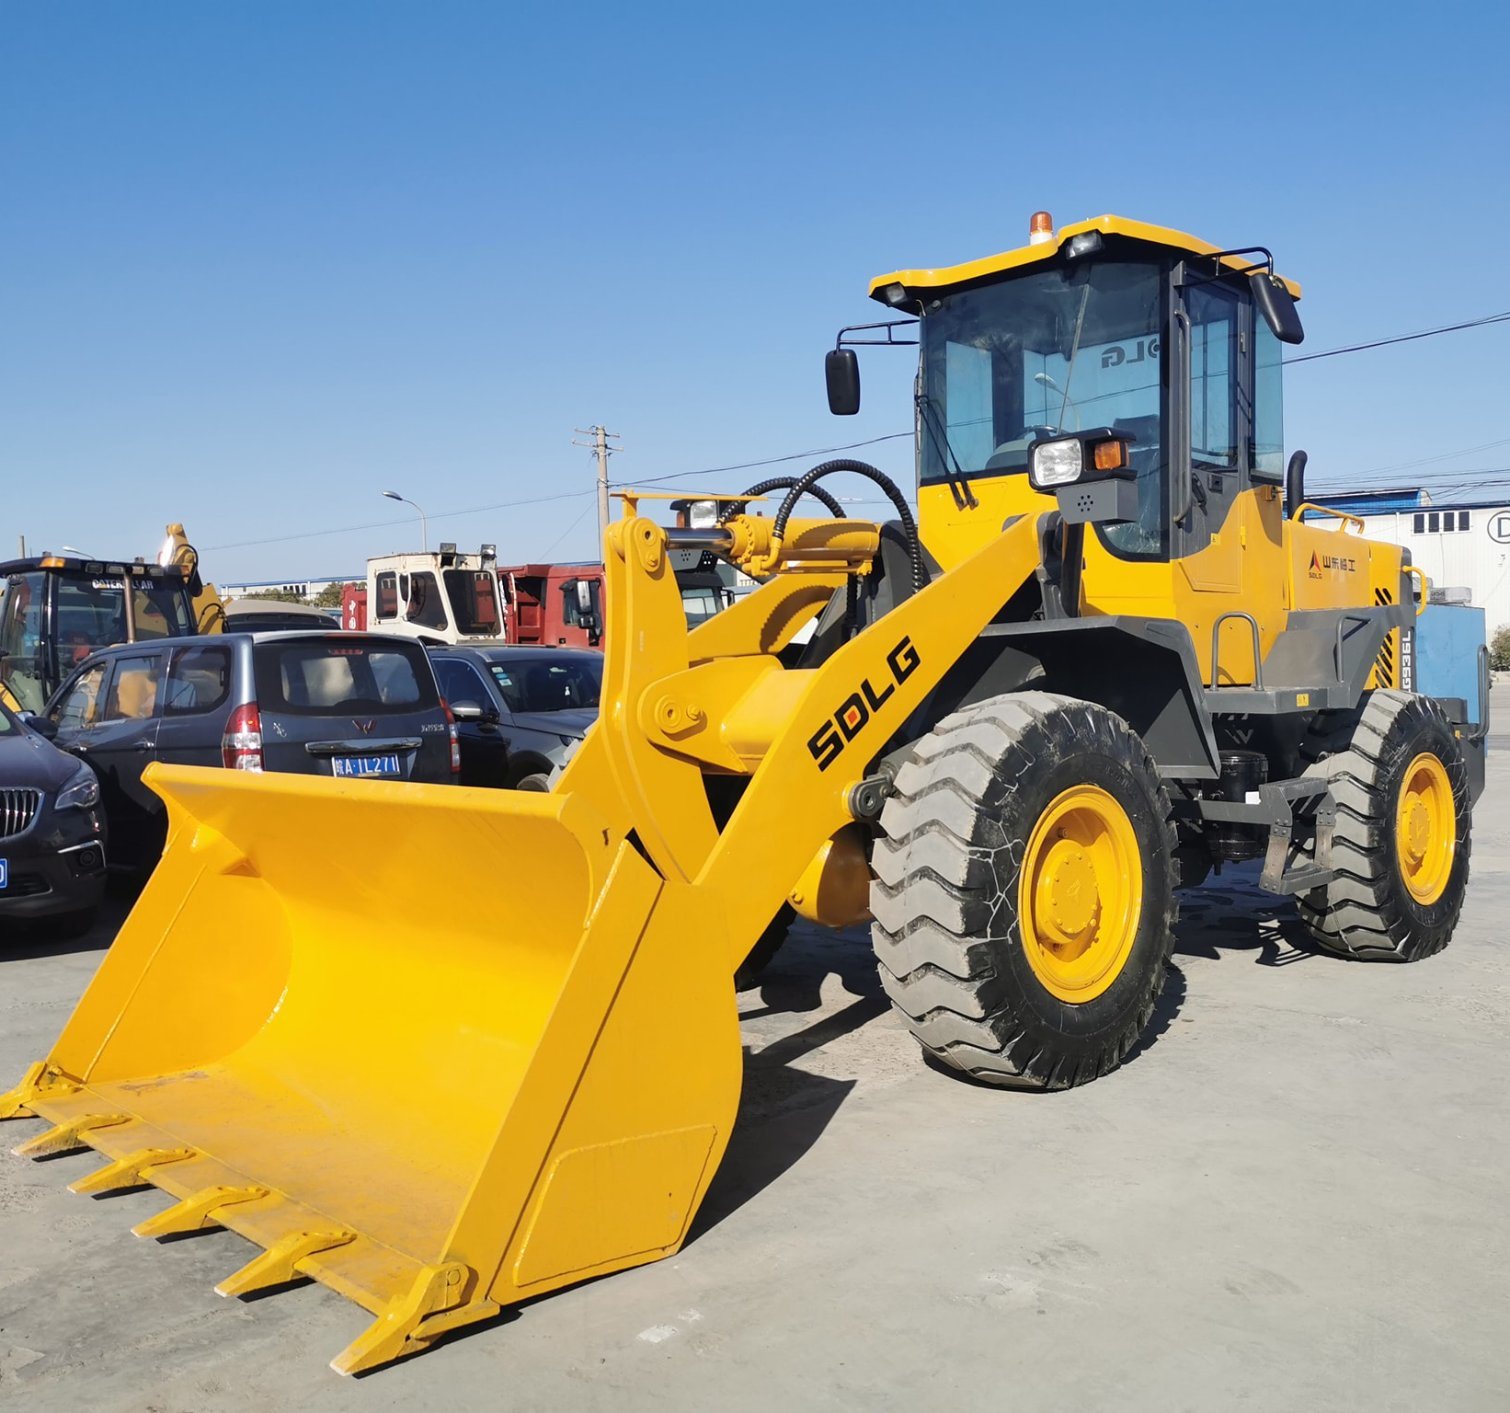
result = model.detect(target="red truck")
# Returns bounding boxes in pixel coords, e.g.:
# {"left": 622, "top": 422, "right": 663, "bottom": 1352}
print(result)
{"left": 342, "top": 542, "right": 736, "bottom": 649}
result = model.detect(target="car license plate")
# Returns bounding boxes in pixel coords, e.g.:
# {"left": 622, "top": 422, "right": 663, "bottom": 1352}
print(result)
{"left": 0, "top": 859, "right": 7, "bottom": 890}
{"left": 332, "top": 754, "right": 401, "bottom": 779}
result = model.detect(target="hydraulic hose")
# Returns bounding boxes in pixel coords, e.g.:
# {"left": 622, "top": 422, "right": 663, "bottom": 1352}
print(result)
{"left": 720, "top": 476, "right": 845, "bottom": 522}
{"left": 771, "top": 460, "right": 925, "bottom": 592}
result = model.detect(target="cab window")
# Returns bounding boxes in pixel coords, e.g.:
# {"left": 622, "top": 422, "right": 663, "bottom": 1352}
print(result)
{"left": 165, "top": 645, "right": 232, "bottom": 715}
{"left": 0, "top": 572, "right": 48, "bottom": 714}
{"left": 405, "top": 572, "right": 449, "bottom": 630}
{"left": 374, "top": 571, "right": 398, "bottom": 621}
{"left": 561, "top": 579, "right": 601, "bottom": 627}
{"left": 102, "top": 654, "right": 165, "bottom": 722}
{"left": 1186, "top": 283, "right": 1239, "bottom": 470}
{"left": 443, "top": 571, "right": 502, "bottom": 635}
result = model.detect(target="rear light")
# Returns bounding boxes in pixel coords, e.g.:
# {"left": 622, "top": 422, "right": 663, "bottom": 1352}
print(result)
{"left": 441, "top": 698, "right": 461, "bottom": 775}
{"left": 222, "top": 701, "right": 264, "bottom": 771}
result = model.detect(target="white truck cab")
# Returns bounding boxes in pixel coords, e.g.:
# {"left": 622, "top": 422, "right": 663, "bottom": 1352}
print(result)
{"left": 366, "top": 543, "right": 507, "bottom": 646}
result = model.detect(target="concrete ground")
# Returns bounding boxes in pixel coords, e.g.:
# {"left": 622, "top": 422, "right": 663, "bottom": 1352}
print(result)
{"left": 3, "top": 755, "right": 1509, "bottom": 1412}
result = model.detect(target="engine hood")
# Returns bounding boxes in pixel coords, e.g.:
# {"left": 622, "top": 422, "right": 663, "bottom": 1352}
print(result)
{"left": 510, "top": 708, "right": 597, "bottom": 740}
{"left": 0, "top": 728, "right": 84, "bottom": 793}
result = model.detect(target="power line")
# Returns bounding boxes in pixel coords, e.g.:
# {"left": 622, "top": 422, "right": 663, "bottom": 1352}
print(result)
{"left": 536, "top": 499, "right": 597, "bottom": 559}
{"left": 1284, "top": 310, "right": 1510, "bottom": 364}
{"left": 205, "top": 487, "right": 597, "bottom": 553}
{"left": 612, "top": 431, "right": 914, "bottom": 490}
{"left": 206, "top": 308, "right": 1510, "bottom": 556}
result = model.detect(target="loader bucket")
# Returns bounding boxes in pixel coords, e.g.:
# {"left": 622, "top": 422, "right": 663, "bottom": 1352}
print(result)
{"left": 2, "top": 763, "right": 743, "bottom": 1374}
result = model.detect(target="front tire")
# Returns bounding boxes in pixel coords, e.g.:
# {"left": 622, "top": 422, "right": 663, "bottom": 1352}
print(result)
{"left": 1298, "top": 690, "right": 1471, "bottom": 961}
{"left": 871, "top": 692, "right": 1177, "bottom": 1090}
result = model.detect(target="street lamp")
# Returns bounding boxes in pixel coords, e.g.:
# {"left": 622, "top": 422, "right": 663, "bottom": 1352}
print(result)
{"left": 381, "top": 490, "right": 429, "bottom": 552}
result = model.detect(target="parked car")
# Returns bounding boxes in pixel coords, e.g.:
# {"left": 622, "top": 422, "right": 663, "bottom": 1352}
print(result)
{"left": 220, "top": 598, "right": 343, "bottom": 633}
{"left": 0, "top": 696, "right": 107, "bottom": 935}
{"left": 35, "top": 632, "right": 459, "bottom": 872}
{"left": 427, "top": 645, "right": 601, "bottom": 790}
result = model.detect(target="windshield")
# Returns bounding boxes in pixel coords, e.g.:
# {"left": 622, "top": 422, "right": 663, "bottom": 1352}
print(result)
{"left": 681, "top": 585, "right": 726, "bottom": 625}
{"left": 489, "top": 655, "right": 602, "bottom": 714}
{"left": 56, "top": 572, "right": 196, "bottom": 646}
{"left": 919, "top": 258, "right": 1167, "bottom": 555}
{"left": 443, "top": 568, "right": 504, "bottom": 636}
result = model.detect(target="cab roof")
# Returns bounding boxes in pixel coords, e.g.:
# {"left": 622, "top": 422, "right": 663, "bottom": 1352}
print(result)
{"left": 0, "top": 554, "right": 188, "bottom": 579}
{"left": 868, "top": 214, "right": 1302, "bottom": 305}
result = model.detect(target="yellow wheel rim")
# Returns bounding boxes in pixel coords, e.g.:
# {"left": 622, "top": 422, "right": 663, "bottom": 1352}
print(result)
{"left": 1018, "top": 785, "right": 1143, "bottom": 1003}
{"left": 1395, "top": 752, "right": 1455, "bottom": 905}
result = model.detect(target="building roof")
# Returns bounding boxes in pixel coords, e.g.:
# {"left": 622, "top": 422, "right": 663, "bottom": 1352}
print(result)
{"left": 1309, "top": 487, "right": 1509, "bottom": 516}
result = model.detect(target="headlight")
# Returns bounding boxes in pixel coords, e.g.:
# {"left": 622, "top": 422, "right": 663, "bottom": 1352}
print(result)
{"left": 57, "top": 767, "right": 100, "bottom": 811}
{"left": 1029, "top": 438, "right": 1085, "bottom": 489}
{"left": 686, "top": 499, "right": 719, "bottom": 530}
{"left": 1028, "top": 432, "right": 1132, "bottom": 491}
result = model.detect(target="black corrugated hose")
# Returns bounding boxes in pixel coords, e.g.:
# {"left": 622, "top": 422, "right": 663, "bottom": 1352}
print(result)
{"left": 770, "top": 460, "right": 925, "bottom": 592}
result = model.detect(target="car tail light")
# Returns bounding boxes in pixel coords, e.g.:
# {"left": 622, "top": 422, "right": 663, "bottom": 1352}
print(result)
{"left": 222, "top": 701, "right": 264, "bottom": 771}
{"left": 441, "top": 698, "right": 461, "bottom": 775}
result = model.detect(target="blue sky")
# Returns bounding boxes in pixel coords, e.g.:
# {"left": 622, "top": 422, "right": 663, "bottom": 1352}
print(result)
{"left": 3, "top": 1, "right": 1508, "bottom": 581}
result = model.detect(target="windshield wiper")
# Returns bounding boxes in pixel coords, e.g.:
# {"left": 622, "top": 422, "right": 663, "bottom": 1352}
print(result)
{"left": 917, "top": 392, "right": 979, "bottom": 510}
{"left": 1055, "top": 283, "right": 1093, "bottom": 428}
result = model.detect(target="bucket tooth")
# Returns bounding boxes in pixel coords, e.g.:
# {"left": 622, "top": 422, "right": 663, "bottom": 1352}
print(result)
{"left": 215, "top": 1228, "right": 356, "bottom": 1299}
{"left": 329, "top": 1262, "right": 496, "bottom": 1377}
{"left": 11, "top": 1112, "right": 130, "bottom": 1159}
{"left": 68, "top": 1146, "right": 196, "bottom": 1196}
{"left": 132, "top": 1184, "right": 270, "bottom": 1238}
{"left": 0, "top": 1061, "right": 57, "bottom": 1120}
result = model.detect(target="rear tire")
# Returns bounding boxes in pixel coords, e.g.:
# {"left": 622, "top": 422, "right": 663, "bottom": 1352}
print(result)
{"left": 1297, "top": 690, "right": 1470, "bottom": 961}
{"left": 516, "top": 772, "right": 551, "bottom": 792}
{"left": 871, "top": 692, "right": 1177, "bottom": 1090}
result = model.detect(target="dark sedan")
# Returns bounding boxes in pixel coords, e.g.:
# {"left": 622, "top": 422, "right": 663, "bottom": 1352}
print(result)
{"left": 428, "top": 645, "right": 600, "bottom": 790}
{"left": 0, "top": 699, "right": 107, "bottom": 935}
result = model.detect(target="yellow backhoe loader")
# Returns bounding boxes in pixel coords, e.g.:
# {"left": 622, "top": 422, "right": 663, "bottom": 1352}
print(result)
{"left": 0, "top": 523, "right": 223, "bottom": 713}
{"left": 3, "top": 215, "right": 1483, "bottom": 1374}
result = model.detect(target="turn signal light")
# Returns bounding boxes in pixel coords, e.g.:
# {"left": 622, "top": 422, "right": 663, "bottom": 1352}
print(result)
{"left": 1092, "top": 439, "right": 1127, "bottom": 472}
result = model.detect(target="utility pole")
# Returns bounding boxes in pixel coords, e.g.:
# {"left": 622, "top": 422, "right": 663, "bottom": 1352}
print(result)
{"left": 573, "top": 425, "right": 621, "bottom": 549}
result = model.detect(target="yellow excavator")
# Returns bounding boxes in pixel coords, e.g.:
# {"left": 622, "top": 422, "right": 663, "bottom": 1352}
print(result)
{"left": 0, "top": 523, "right": 224, "bottom": 714}
{"left": 3, "top": 215, "right": 1482, "bottom": 1374}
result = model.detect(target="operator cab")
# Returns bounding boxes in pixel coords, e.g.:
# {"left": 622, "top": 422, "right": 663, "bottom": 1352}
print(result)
{"left": 0, "top": 555, "right": 197, "bottom": 714}
{"left": 829, "top": 214, "right": 1303, "bottom": 569}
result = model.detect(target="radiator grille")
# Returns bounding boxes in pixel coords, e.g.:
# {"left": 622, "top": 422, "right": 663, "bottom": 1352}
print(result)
{"left": 0, "top": 788, "right": 41, "bottom": 839}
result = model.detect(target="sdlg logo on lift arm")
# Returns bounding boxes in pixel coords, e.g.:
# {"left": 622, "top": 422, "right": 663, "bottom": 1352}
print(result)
{"left": 807, "top": 636, "right": 920, "bottom": 772}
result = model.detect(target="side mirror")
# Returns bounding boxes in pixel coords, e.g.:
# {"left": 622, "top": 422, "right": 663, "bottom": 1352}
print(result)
{"left": 1250, "top": 271, "right": 1304, "bottom": 345}
{"left": 26, "top": 714, "right": 58, "bottom": 740}
{"left": 825, "top": 348, "right": 861, "bottom": 416}
{"left": 575, "top": 580, "right": 594, "bottom": 615}
{"left": 450, "top": 700, "right": 484, "bottom": 722}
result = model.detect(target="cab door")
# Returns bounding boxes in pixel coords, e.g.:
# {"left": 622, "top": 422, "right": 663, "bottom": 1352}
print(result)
{"left": 86, "top": 651, "right": 168, "bottom": 865}
{"left": 1170, "top": 275, "right": 1244, "bottom": 590}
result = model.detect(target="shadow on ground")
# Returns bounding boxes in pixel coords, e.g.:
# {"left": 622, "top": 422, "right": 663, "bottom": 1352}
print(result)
{"left": 1174, "top": 864, "right": 1322, "bottom": 967}
{"left": 2, "top": 893, "right": 129, "bottom": 962}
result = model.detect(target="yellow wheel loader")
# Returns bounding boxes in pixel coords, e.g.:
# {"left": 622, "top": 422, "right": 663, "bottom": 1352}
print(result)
{"left": 3, "top": 215, "right": 1484, "bottom": 1373}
